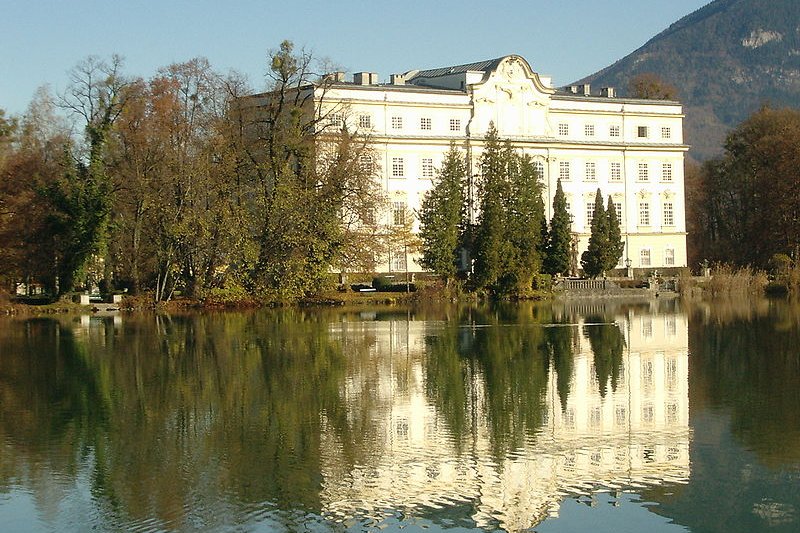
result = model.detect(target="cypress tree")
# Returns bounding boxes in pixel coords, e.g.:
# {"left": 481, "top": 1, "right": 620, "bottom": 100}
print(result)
{"left": 473, "top": 124, "right": 512, "bottom": 290}
{"left": 581, "top": 188, "right": 609, "bottom": 278}
{"left": 544, "top": 178, "right": 571, "bottom": 276}
{"left": 418, "top": 143, "right": 467, "bottom": 282}
{"left": 506, "top": 152, "right": 546, "bottom": 292}
{"left": 605, "top": 195, "right": 625, "bottom": 272}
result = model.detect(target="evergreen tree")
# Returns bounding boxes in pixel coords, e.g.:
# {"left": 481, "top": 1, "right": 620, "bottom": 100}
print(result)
{"left": 581, "top": 188, "right": 609, "bottom": 278}
{"left": 506, "top": 152, "right": 546, "bottom": 291}
{"left": 544, "top": 178, "right": 571, "bottom": 276}
{"left": 473, "top": 124, "right": 513, "bottom": 290}
{"left": 418, "top": 143, "right": 467, "bottom": 282}
{"left": 605, "top": 195, "right": 625, "bottom": 272}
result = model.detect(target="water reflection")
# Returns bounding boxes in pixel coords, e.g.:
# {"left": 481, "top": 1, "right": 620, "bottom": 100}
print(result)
{"left": 3, "top": 300, "right": 796, "bottom": 532}
{"left": 319, "top": 304, "right": 690, "bottom": 531}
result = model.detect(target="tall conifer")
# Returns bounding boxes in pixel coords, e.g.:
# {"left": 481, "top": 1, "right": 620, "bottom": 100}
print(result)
{"left": 581, "top": 188, "right": 609, "bottom": 278}
{"left": 605, "top": 195, "right": 625, "bottom": 272}
{"left": 418, "top": 143, "right": 467, "bottom": 282}
{"left": 544, "top": 178, "right": 571, "bottom": 276}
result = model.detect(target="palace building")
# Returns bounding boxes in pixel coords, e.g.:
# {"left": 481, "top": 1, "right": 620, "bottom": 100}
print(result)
{"left": 251, "top": 55, "right": 688, "bottom": 274}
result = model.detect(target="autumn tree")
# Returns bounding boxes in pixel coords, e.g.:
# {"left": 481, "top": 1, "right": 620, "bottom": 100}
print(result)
{"left": 694, "top": 106, "right": 800, "bottom": 268}
{"left": 418, "top": 143, "right": 467, "bottom": 283}
{"left": 628, "top": 72, "right": 678, "bottom": 100}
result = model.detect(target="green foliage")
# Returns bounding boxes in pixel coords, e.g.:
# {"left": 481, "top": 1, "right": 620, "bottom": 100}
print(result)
{"left": 583, "top": 318, "right": 625, "bottom": 397}
{"left": 473, "top": 125, "right": 545, "bottom": 295}
{"left": 581, "top": 189, "right": 609, "bottom": 278}
{"left": 418, "top": 143, "right": 466, "bottom": 281}
{"left": 544, "top": 178, "right": 571, "bottom": 276}
{"left": 605, "top": 195, "right": 624, "bottom": 271}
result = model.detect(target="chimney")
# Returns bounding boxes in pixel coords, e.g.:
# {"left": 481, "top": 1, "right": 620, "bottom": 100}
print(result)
{"left": 324, "top": 71, "right": 345, "bottom": 83}
{"left": 578, "top": 83, "right": 591, "bottom": 96}
{"left": 601, "top": 87, "right": 616, "bottom": 98}
{"left": 353, "top": 72, "right": 370, "bottom": 85}
{"left": 390, "top": 73, "right": 405, "bottom": 85}
{"left": 567, "top": 85, "right": 579, "bottom": 94}
{"left": 369, "top": 72, "right": 379, "bottom": 84}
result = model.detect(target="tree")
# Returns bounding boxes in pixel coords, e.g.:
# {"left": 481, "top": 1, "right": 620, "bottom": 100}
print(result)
{"left": 544, "top": 178, "right": 571, "bottom": 276}
{"left": 693, "top": 106, "right": 800, "bottom": 268}
{"left": 48, "top": 55, "right": 131, "bottom": 294}
{"left": 506, "top": 152, "right": 546, "bottom": 291}
{"left": 581, "top": 188, "right": 609, "bottom": 278}
{"left": 473, "top": 125, "right": 512, "bottom": 291}
{"left": 628, "top": 72, "right": 678, "bottom": 100}
{"left": 605, "top": 195, "right": 624, "bottom": 272}
{"left": 418, "top": 143, "right": 466, "bottom": 283}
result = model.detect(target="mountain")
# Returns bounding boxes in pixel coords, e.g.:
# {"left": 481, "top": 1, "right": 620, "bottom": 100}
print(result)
{"left": 577, "top": 0, "right": 800, "bottom": 160}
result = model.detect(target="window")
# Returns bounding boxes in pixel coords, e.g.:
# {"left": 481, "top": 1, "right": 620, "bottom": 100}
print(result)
{"left": 586, "top": 201, "right": 595, "bottom": 225}
{"left": 449, "top": 118, "right": 461, "bottom": 132}
{"left": 615, "top": 405, "right": 627, "bottom": 426}
{"left": 565, "top": 202, "right": 573, "bottom": 223}
{"left": 558, "top": 123, "right": 569, "bottom": 136}
{"left": 610, "top": 162, "right": 622, "bottom": 181}
{"left": 391, "top": 249, "right": 407, "bottom": 271}
{"left": 610, "top": 125, "right": 621, "bottom": 137}
{"left": 663, "top": 202, "right": 674, "bottom": 226}
{"left": 661, "top": 126, "right": 672, "bottom": 139}
{"left": 640, "top": 248, "right": 651, "bottom": 267}
{"left": 613, "top": 202, "right": 622, "bottom": 221}
{"left": 421, "top": 158, "right": 434, "bottom": 178}
{"left": 638, "top": 162, "right": 649, "bottom": 181}
{"left": 391, "top": 116, "right": 403, "bottom": 129}
{"left": 637, "top": 126, "right": 649, "bottom": 138}
{"left": 665, "top": 247, "right": 675, "bottom": 266}
{"left": 328, "top": 113, "right": 344, "bottom": 128}
{"left": 585, "top": 124, "right": 595, "bottom": 137}
{"left": 359, "top": 154, "right": 374, "bottom": 173}
{"left": 639, "top": 202, "right": 650, "bottom": 225}
{"left": 391, "top": 157, "right": 404, "bottom": 177}
{"left": 359, "top": 114, "right": 372, "bottom": 129}
{"left": 585, "top": 161, "right": 596, "bottom": 181}
{"left": 559, "top": 161, "right": 570, "bottom": 180}
{"left": 420, "top": 117, "right": 431, "bottom": 130}
{"left": 642, "top": 318, "right": 653, "bottom": 339}
{"left": 662, "top": 162, "right": 673, "bottom": 181}
{"left": 533, "top": 160, "right": 545, "bottom": 178}
{"left": 392, "top": 201, "right": 406, "bottom": 225}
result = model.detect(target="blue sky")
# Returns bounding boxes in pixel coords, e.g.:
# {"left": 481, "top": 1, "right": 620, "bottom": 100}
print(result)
{"left": 1, "top": 0, "right": 710, "bottom": 115}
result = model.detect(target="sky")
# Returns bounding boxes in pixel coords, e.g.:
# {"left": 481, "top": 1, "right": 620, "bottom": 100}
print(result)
{"left": 1, "top": 0, "right": 711, "bottom": 115}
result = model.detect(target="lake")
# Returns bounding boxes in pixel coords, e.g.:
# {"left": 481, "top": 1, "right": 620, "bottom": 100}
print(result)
{"left": 0, "top": 299, "right": 798, "bottom": 532}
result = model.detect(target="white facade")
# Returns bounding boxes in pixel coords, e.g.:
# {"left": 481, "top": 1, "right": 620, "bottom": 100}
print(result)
{"left": 286, "top": 55, "right": 688, "bottom": 273}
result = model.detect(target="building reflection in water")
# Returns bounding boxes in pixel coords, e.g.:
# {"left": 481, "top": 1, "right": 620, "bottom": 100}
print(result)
{"left": 320, "top": 309, "right": 690, "bottom": 531}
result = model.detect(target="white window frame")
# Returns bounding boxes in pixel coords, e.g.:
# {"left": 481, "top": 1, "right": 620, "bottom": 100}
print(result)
{"left": 663, "top": 202, "right": 674, "bottom": 226}
{"left": 558, "top": 123, "right": 569, "bottom": 136}
{"left": 421, "top": 158, "right": 434, "bottom": 178}
{"left": 662, "top": 162, "right": 673, "bottom": 181}
{"left": 391, "top": 157, "right": 404, "bottom": 178}
{"left": 358, "top": 114, "right": 372, "bottom": 129}
{"left": 586, "top": 201, "right": 595, "bottom": 226}
{"left": 392, "top": 201, "right": 406, "bottom": 226}
{"left": 637, "top": 125, "right": 649, "bottom": 138}
{"left": 640, "top": 248, "right": 652, "bottom": 267}
{"left": 585, "top": 161, "right": 596, "bottom": 181}
{"left": 639, "top": 202, "right": 650, "bottom": 226}
{"left": 449, "top": 118, "right": 461, "bottom": 132}
{"left": 420, "top": 117, "right": 432, "bottom": 130}
{"left": 610, "top": 162, "right": 622, "bottom": 181}
{"left": 638, "top": 162, "right": 649, "bottom": 181}
{"left": 661, "top": 126, "right": 672, "bottom": 139}
{"left": 559, "top": 161, "right": 570, "bottom": 181}
{"left": 585, "top": 124, "right": 595, "bottom": 137}
{"left": 665, "top": 247, "right": 675, "bottom": 266}
{"left": 391, "top": 116, "right": 403, "bottom": 130}
{"left": 610, "top": 125, "right": 621, "bottom": 138}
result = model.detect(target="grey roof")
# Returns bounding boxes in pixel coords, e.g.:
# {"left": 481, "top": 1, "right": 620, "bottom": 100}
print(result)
{"left": 409, "top": 57, "right": 505, "bottom": 79}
